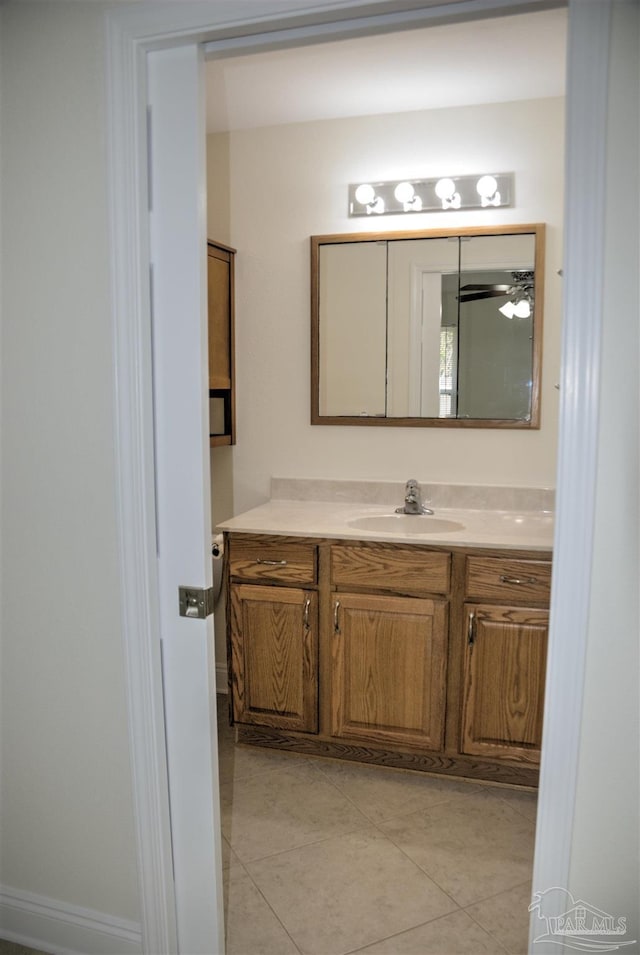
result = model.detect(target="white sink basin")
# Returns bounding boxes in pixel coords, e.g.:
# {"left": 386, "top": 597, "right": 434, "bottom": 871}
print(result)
{"left": 348, "top": 514, "right": 465, "bottom": 535}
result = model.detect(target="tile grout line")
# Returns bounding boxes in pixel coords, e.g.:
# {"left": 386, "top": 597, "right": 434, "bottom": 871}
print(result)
{"left": 230, "top": 819, "right": 373, "bottom": 867}
{"left": 231, "top": 867, "right": 304, "bottom": 955}
{"left": 463, "top": 875, "right": 533, "bottom": 909}
{"left": 341, "top": 906, "right": 506, "bottom": 955}
{"left": 462, "top": 877, "right": 534, "bottom": 955}
{"left": 463, "top": 905, "right": 518, "bottom": 955}
{"left": 367, "top": 796, "right": 535, "bottom": 912}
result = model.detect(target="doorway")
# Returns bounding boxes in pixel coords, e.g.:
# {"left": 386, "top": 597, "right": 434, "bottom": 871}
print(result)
{"left": 106, "top": 3, "right": 620, "bottom": 950}
{"left": 206, "top": 12, "right": 564, "bottom": 952}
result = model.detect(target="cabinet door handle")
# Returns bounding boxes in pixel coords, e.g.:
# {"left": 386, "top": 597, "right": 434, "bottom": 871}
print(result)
{"left": 333, "top": 600, "right": 341, "bottom": 634}
{"left": 303, "top": 597, "right": 311, "bottom": 631}
{"left": 468, "top": 610, "right": 476, "bottom": 646}
{"left": 255, "top": 559, "right": 288, "bottom": 566}
{"left": 499, "top": 574, "right": 538, "bottom": 585}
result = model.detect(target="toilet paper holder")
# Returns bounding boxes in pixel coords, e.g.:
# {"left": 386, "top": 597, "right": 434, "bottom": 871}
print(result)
{"left": 212, "top": 533, "right": 224, "bottom": 559}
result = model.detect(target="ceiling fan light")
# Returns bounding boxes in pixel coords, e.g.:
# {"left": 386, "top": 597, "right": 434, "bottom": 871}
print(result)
{"left": 513, "top": 299, "right": 531, "bottom": 318}
{"left": 499, "top": 301, "right": 517, "bottom": 319}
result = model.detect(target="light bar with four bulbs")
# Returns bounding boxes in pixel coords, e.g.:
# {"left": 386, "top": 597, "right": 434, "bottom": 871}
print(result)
{"left": 348, "top": 173, "right": 513, "bottom": 217}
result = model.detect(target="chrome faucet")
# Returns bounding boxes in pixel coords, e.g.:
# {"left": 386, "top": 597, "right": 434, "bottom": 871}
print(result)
{"left": 395, "top": 479, "right": 434, "bottom": 515}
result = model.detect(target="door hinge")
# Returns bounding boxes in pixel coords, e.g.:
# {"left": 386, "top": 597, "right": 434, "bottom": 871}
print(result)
{"left": 179, "top": 586, "right": 215, "bottom": 619}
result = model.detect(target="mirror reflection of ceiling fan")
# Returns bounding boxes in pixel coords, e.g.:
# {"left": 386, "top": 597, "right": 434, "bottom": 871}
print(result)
{"left": 458, "top": 270, "right": 535, "bottom": 318}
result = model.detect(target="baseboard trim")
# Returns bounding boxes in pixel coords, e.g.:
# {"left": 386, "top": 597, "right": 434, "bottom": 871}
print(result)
{"left": 236, "top": 727, "right": 539, "bottom": 788}
{"left": 0, "top": 885, "right": 142, "bottom": 955}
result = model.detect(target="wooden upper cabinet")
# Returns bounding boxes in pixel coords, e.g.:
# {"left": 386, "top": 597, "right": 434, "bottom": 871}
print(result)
{"left": 331, "top": 592, "right": 448, "bottom": 751}
{"left": 230, "top": 583, "right": 318, "bottom": 733}
{"left": 461, "top": 603, "right": 548, "bottom": 764}
{"left": 207, "top": 240, "right": 236, "bottom": 446}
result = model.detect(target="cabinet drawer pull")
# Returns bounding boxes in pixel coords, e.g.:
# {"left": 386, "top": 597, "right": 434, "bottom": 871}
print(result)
{"left": 468, "top": 610, "right": 476, "bottom": 646}
{"left": 499, "top": 574, "right": 539, "bottom": 585}
{"left": 303, "top": 597, "right": 311, "bottom": 631}
{"left": 255, "top": 559, "right": 288, "bottom": 567}
{"left": 334, "top": 600, "right": 341, "bottom": 635}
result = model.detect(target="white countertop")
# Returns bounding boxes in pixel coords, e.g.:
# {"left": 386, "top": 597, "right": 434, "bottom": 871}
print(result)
{"left": 217, "top": 499, "right": 554, "bottom": 552}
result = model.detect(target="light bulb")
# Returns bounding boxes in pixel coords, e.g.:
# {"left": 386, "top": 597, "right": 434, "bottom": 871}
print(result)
{"left": 476, "top": 175, "right": 498, "bottom": 199}
{"left": 499, "top": 301, "right": 517, "bottom": 319}
{"left": 394, "top": 181, "right": 415, "bottom": 203}
{"left": 435, "top": 177, "right": 456, "bottom": 200}
{"left": 513, "top": 299, "right": 531, "bottom": 318}
{"left": 355, "top": 183, "right": 375, "bottom": 205}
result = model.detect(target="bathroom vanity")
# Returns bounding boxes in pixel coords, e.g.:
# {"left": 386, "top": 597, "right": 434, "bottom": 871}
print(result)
{"left": 219, "top": 481, "right": 553, "bottom": 789}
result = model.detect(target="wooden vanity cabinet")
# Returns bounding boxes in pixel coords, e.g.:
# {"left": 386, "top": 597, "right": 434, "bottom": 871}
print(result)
{"left": 225, "top": 532, "right": 551, "bottom": 787}
{"left": 460, "top": 556, "right": 551, "bottom": 765}
{"left": 228, "top": 537, "right": 318, "bottom": 732}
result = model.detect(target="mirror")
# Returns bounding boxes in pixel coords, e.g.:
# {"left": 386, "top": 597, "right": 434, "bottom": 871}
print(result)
{"left": 311, "top": 224, "right": 544, "bottom": 428}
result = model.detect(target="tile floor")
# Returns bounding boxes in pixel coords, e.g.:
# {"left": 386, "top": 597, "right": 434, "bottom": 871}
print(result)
{"left": 217, "top": 696, "right": 537, "bottom": 955}
{"left": 0, "top": 701, "right": 536, "bottom": 955}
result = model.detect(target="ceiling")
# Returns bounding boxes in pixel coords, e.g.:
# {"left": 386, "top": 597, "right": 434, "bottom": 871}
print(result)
{"left": 205, "top": 7, "right": 567, "bottom": 134}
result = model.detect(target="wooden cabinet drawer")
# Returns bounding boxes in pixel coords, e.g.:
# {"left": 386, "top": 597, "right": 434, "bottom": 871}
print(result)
{"left": 465, "top": 556, "right": 551, "bottom": 603}
{"left": 331, "top": 543, "right": 450, "bottom": 595}
{"left": 229, "top": 537, "right": 317, "bottom": 585}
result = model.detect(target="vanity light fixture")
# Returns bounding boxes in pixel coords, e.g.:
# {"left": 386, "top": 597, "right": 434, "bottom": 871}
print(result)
{"left": 348, "top": 173, "right": 513, "bottom": 217}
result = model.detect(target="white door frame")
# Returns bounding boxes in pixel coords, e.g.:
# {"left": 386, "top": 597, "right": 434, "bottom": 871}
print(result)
{"left": 105, "top": 1, "right": 606, "bottom": 951}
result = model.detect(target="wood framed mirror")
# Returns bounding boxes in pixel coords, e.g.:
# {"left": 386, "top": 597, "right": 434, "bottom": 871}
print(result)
{"left": 311, "top": 223, "right": 545, "bottom": 428}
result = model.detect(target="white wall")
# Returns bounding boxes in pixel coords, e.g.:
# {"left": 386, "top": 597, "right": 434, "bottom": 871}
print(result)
{"left": 0, "top": 0, "right": 140, "bottom": 933}
{"left": 226, "top": 97, "right": 565, "bottom": 514}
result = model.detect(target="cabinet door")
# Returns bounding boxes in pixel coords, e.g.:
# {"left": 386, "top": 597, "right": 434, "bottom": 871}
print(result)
{"left": 331, "top": 593, "right": 448, "bottom": 751}
{"left": 207, "top": 244, "right": 232, "bottom": 390}
{"left": 461, "top": 603, "right": 548, "bottom": 763}
{"left": 230, "top": 584, "right": 318, "bottom": 732}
